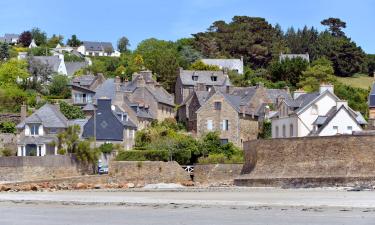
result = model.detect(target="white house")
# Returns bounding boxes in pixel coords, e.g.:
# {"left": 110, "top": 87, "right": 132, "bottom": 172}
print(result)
{"left": 0, "top": 33, "right": 19, "bottom": 44}
{"left": 271, "top": 84, "right": 367, "bottom": 138}
{"left": 77, "top": 41, "right": 120, "bottom": 57}
{"left": 201, "top": 58, "right": 244, "bottom": 74}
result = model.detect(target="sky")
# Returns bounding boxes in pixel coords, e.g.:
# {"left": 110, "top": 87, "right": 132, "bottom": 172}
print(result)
{"left": 0, "top": 0, "right": 374, "bottom": 53}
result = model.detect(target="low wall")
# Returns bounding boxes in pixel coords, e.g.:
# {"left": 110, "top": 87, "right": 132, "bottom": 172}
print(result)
{"left": 109, "top": 161, "right": 191, "bottom": 184}
{"left": 0, "top": 155, "right": 91, "bottom": 183}
{"left": 194, "top": 164, "right": 243, "bottom": 184}
{"left": 235, "top": 135, "right": 375, "bottom": 187}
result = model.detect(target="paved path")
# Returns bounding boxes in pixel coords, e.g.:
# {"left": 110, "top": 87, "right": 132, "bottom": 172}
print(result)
{"left": 0, "top": 188, "right": 375, "bottom": 225}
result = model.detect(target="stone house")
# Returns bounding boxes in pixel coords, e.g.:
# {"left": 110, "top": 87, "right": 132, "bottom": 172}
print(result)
{"left": 77, "top": 41, "right": 120, "bottom": 57}
{"left": 279, "top": 53, "right": 310, "bottom": 62}
{"left": 70, "top": 74, "right": 105, "bottom": 106}
{"left": 195, "top": 88, "right": 259, "bottom": 148}
{"left": 16, "top": 103, "right": 67, "bottom": 156}
{"left": 271, "top": 84, "right": 367, "bottom": 138}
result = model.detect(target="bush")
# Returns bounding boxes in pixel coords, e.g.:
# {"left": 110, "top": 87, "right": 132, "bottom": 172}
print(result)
{"left": 1, "top": 148, "right": 12, "bottom": 157}
{"left": 116, "top": 150, "right": 169, "bottom": 162}
{"left": 0, "top": 121, "right": 16, "bottom": 133}
{"left": 59, "top": 101, "right": 85, "bottom": 119}
{"left": 57, "top": 148, "right": 66, "bottom": 155}
{"left": 197, "top": 151, "right": 244, "bottom": 164}
{"left": 49, "top": 75, "right": 71, "bottom": 98}
{"left": 99, "top": 143, "right": 113, "bottom": 154}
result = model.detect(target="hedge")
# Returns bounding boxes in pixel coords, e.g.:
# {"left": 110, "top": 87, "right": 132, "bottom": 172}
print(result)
{"left": 115, "top": 149, "right": 192, "bottom": 165}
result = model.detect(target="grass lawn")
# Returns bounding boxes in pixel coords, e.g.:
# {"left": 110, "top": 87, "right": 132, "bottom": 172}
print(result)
{"left": 336, "top": 74, "right": 373, "bottom": 90}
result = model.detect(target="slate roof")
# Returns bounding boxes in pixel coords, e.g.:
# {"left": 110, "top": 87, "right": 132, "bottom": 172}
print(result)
{"left": 65, "top": 61, "right": 88, "bottom": 76}
{"left": 179, "top": 70, "right": 230, "bottom": 86}
{"left": 280, "top": 53, "right": 310, "bottom": 62}
{"left": 82, "top": 103, "right": 96, "bottom": 111}
{"left": 201, "top": 58, "right": 244, "bottom": 74}
{"left": 72, "top": 74, "right": 97, "bottom": 87}
{"left": 17, "top": 136, "right": 57, "bottom": 145}
{"left": 33, "top": 56, "right": 62, "bottom": 72}
{"left": 369, "top": 83, "right": 375, "bottom": 107}
{"left": 267, "top": 89, "right": 292, "bottom": 104}
{"left": 0, "top": 33, "right": 19, "bottom": 43}
{"left": 94, "top": 79, "right": 116, "bottom": 100}
{"left": 82, "top": 41, "right": 114, "bottom": 52}
{"left": 16, "top": 104, "right": 68, "bottom": 129}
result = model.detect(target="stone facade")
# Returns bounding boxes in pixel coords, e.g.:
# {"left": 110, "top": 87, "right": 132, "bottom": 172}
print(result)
{"left": 194, "top": 164, "right": 243, "bottom": 184}
{"left": 0, "top": 155, "right": 91, "bottom": 182}
{"left": 109, "top": 161, "right": 191, "bottom": 184}
{"left": 235, "top": 135, "right": 375, "bottom": 187}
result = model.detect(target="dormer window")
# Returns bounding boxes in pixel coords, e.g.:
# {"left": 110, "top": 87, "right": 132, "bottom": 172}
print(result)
{"left": 192, "top": 75, "right": 198, "bottom": 81}
{"left": 30, "top": 124, "right": 40, "bottom": 135}
{"left": 214, "top": 102, "right": 222, "bottom": 110}
{"left": 211, "top": 76, "right": 217, "bottom": 81}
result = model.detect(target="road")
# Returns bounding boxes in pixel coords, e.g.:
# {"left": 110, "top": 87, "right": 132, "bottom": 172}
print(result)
{"left": 0, "top": 188, "right": 375, "bottom": 225}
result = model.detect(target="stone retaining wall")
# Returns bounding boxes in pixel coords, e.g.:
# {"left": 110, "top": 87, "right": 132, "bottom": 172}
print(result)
{"left": 194, "top": 164, "right": 243, "bottom": 184}
{"left": 0, "top": 155, "right": 91, "bottom": 183}
{"left": 234, "top": 135, "right": 375, "bottom": 187}
{"left": 109, "top": 161, "right": 191, "bottom": 184}
{"left": 0, "top": 133, "right": 17, "bottom": 152}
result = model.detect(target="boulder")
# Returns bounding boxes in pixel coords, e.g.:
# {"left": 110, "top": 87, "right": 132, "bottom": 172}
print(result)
{"left": 30, "top": 184, "right": 38, "bottom": 191}
{"left": 75, "top": 182, "right": 87, "bottom": 189}
{"left": 127, "top": 183, "right": 135, "bottom": 188}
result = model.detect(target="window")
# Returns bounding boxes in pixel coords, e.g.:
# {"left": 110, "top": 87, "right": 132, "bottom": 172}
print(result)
{"left": 220, "top": 139, "right": 228, "bottom": 145}
{"left": 206, "top": 86, "right": 211, "bottom": 92}
{"left": 207, "top": 120, "right": 213, "bottom": 130}
{"left": 282, "top": 125, "right": 286, "bottom": 138}
{"left": 30, "top": 124, "right": 40, "bottom": 135}
{"left": 222, "top": 120, "right": 229, "bottom": 131}
{"left": 49, "top": 128, "right": 57, "bottom": 134}
{"left": 347, "top": 126, "right": 352, "bottom": 131}
{"left": 192, "top": 75, "right": 198, "bottom": 81}
{"left": 211, "top": 76, "right": 217, "bottom": 81}
{"left": 214, "top": 102, "right": 222, "bottom": 110}
{"left": 275, "top": 126, "right": 279, "bottom": 138}
{"left": 289, "top": 124, "right": 294, "bottom": 137}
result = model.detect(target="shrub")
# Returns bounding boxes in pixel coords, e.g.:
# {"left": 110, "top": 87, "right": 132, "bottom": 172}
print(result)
{"left": 198, "top": 153, "right": 227, "bottom": 164}
{"left": 99, "top": 143, "right": 113, "bottom": 154}
{"left": 116, "top": 150, "right": 169, "bottom": 162}
{"left": 57, "top": 148, "right": 66, "bottom": 155}
{"left": 0, "top": 121, "right": 16, "bottom": 133}
{"left": 1, "top": 148, "right": 12, "bottom": 157}
{"left": 59, "top": 101, "right": 85, "bottom": 119}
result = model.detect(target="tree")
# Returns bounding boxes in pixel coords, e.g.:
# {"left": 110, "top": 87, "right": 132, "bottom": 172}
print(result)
{"left": 321, "top": 18, "right": 346, "bottom": 37}
{"left": 269, "top": 57, "right": 309, "bottom": 87}
{"left": 366, "top": 54, "right": 375, "bottom": 76}
{"left": 18, "top": 31, "right": 32, "bottom": 47}
{"left": 193, "top": 16, "right": 287, "bottom": 69}
{"left": 49, "top": 75, "right": 70, "bottom": 98}
{"left": 135, "top": 38, "right": 180, "bottom": 91}
{"left": 189, "top": 60, "right": 220, "bottom": 71}
{"left": 28, "top": 57, "right": 53, "bottom": 89}
{"left": 27, "top": 47, "right": 51, "bottom": 56}
{"left": 284, "top": 26, "right": 319, "bottom": 59}
{"left": 0, "top": 121, "right": 16, "bottom": 133}
{"left": 75, "top": 139, "right": 100, "bottom": 166}
{"left": 30, "top": 27, "right": 47, "bottom": 46}
{"left": 117, "top": 36, "right": 130, "bottom": 53}
{"left": 59, "top": 101, "right": 85, "bottom": 120}
{"left": 0, "top": 59, "right": 29, "bottom": 86}
{"left": 66, "top": 34, "right": 82, "bottom": 47}
{"left": 298, "top": 58, "right": 336, "bottom": 92}
{"left": 0, "top": 43, "right": 9, "bottom": 61}
{"left": 47, "top": 34, "right": 64, "bottom": 48}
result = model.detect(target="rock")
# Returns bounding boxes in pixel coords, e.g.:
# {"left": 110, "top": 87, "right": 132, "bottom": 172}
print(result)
{"left": 181, "top": 181, "right": 194, "bottom": 187}
{"left": 30, "top": 184, "right": 38, "bottom": 191}
{"left": 136, "top": 183, "right": 144, "bottom": 188}
{"left": 75, "top": 182, "right": 87, "bottom": 189}
{"left": 21, "top": 184, "right": 32, "bottom": 192}
{"left": 127, "top": 183, "right": 135, "bottom": 188}
{"left": 0, "top": 185, "right": 11, "bottom": 192}
{"left": 94, "top": 184, "right": 102, "bottom": 189}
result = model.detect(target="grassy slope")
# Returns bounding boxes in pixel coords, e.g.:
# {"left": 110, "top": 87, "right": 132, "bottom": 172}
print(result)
{"left": 336, "top": 74, "right": 373, "bottom": 90}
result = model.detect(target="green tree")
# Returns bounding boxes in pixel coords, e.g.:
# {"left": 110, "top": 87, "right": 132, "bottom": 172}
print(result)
{"left": 0, "top": 121, "right": 16, "bottom": 133}
{"left": 366, "top": 54, "right": 375, "bottom": 76}
{"left": 27, "top": 56, "right": 53, "bottom": 90}
{"left": 59, "top": 101, "right": 85, "bottom": 119}
{"left": 49, "top": 75, "right": 70, "bottom": 98}
{"left": 117, "top": 36, "right": 130, "bottom": 53}
{"left": 269, "top": 57, "right": 309, "bottom": 86}
{"left": 31, "top": 27, "right": 47, "bottom": 46}
{"left": 27, "top": 46, "right": 51, "bottom": 56}
{"left": 189, "top": 60, "right": 220, "bottom": 71}
{"left": 135, "top": 38, "right": 179, "bottom": 91}
{"left": 47, "top": 34, "right": 64, "bottom": 48}
{"left": 66, "top": 34, "right": 82, "bottom": 47}
{"left": 0, "top": 42, "right": 10, "bottom": 61}
{"left": 57, "top": 125, "right": 81, "bottom": 153}
{"left": 0, "top": 59, "right": 29, "bottom": 86}
{"left": 321, "top": 18, "right": 346, "bottom": 37}
{"left": 298, "top": 58, "right": 336, "bottom": 92}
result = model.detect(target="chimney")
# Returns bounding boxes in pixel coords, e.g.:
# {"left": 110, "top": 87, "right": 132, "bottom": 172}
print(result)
{"left": 137, "top": 75, "right": 145, "bottom": 87}
{"left": 132, "top": 72, "right": 139, "bottom": 81}
{"left": 336, "top": 100, "right": 348, "bottom": 109}
{"left": 20, "top": 103, "right": 27, "bottom": 122}
{"left": 293, "top": 89, "right": 306, "bottom": 100}
{"left": 319, "top": 83, "right": 334, "bottom": 94}
{"left": 264, "top": 105, "right": 270, "bottom": 119}
{"left": 197, "top": 83, "right": 205, "bottom": 91}
{"left": 283, "top": 86, "right": 290, "bottom": 93}
{"left": 115, "top": 76, "right": 121, "bottom": 84}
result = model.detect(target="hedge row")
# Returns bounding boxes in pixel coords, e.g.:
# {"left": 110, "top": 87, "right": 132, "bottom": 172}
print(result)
{"left": 115, "top": 149, "right": 192, "bottom": 165}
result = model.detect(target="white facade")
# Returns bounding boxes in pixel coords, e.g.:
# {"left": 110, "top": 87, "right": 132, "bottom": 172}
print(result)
{"left": 77, "top": 45, "right": 120, "bottom": 57}
{"left": 271, "top": 86, "right": 364, "bottom": 138}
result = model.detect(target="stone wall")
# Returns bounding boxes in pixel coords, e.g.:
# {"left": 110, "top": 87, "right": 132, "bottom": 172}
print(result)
{"left": 194, "top": 164, "right": 243, "bottom": 184}
{"left": 109, "top": 161, "right": 191, "bottom": 184}
{"left": 235, "top": 135, "right": 375, "bottom": 187}
{"left": 0, "top": 113, "right": 21, "bottom": 124}
{"left": 0, "top": 155, "right": 91, "bottom": 183}
{"left": 0, "top": 133, "right": 17, "bottom": 151}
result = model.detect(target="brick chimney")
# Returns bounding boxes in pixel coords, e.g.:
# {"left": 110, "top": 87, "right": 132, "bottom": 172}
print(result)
{"left": 20, "top": 103, "right": 27, "bottom": 122}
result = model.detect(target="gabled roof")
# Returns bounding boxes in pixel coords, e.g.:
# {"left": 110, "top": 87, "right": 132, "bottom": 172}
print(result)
{"left": 179, "top": 69, "right": 230, "bottom": 86}
{"left": 267, "top": 89, "right": 293, "bottom": 104}
{"left": 32, "top": 56, "right": 62, "bottom": 72}
{"left": 82, "top": 41, "right": 114, "bottom": 52}
{"left": 94, "top": 78, "right": 116, "bottom": 100}
{"left": 65, "top": 61, "right": 88, "bottom": 76}
{"left": 72, "top": 74, "right": 96, "bottom": 86}
{"left": 17, "top": 103, "right": 68, "bottom": 129}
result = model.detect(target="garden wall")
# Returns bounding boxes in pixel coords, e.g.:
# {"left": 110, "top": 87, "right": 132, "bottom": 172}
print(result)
{"left": 235, "top": 135, "right": 375, "bottom": 187}
{"left": 194, "top": 164, "right": 243, "bottom": 184}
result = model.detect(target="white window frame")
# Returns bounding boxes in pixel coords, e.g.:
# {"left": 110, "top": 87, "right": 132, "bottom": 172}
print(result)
{"left": 207, "top": 120, "right": 213, "bottom": 130}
